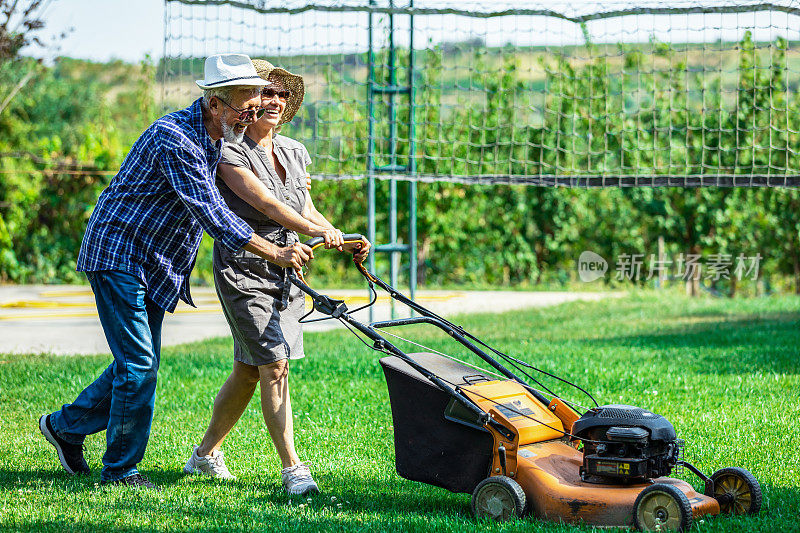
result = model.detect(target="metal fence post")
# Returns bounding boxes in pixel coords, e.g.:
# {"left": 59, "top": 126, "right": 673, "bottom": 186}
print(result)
{"left": 366, "top": 0, "right": 418, "bottom": 322}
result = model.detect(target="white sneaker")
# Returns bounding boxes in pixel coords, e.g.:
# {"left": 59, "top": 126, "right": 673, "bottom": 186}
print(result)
{"left": 183, "top": 445, "right": 236, "bottom": 480}
{"left": 281, "top": 462, "right": 319, "bottom": 495}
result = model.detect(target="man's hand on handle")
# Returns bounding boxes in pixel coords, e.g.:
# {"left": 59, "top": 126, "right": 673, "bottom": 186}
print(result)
{"left": 275, "top": 242, "right": 314, "bottom": 270}
{"left": 244, "top": 234, "right": 314, "bottom": 271}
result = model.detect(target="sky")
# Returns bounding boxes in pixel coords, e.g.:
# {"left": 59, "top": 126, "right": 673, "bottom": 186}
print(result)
{"left": 26, "top": 0, "right": 164, "bottom": 63}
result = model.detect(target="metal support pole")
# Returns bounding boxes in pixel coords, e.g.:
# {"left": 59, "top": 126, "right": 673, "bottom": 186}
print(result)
{"left": 408, "top": 0, "right": 418, "bottom": 308}
{"left": 365, "top": 0, "right": 417, "bottom": 321}
{"left": 367, "top": 1, "right": 377, "bottom": 322}
{"left": 388, "top": 0, "right": 398, "bottom": 319}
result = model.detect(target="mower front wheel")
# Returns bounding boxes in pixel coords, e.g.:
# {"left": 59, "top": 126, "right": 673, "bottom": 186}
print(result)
{"left": 705, "top": 467, "right": 762, "bottom": 515}
{"left": 634, "top": 483, "right": 693, "bottom": 532}
{"left": 471, "top": 475, "right": 526, "bottom": 522}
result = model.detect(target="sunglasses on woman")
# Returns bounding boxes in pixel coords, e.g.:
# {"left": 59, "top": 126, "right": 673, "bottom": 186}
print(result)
{"left": 216, "top": 98, "right": 265, "bottom": 122}
{"left": 261, "top": 88, "right": 291, "bottom": 101}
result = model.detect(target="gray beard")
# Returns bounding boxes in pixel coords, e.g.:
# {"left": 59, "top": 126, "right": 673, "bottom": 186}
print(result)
{"left": 221, "top": 121, "right": 245, "bottom": 143}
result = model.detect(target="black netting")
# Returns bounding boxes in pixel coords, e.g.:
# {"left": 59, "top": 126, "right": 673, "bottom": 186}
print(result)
{"left": 163, "top": 1, "right": 800, "bottom": 186}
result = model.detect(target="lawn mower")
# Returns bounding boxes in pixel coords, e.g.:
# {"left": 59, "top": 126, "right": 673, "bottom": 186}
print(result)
{"left": 291, "top": 234, "right": 762, "bottom": 531}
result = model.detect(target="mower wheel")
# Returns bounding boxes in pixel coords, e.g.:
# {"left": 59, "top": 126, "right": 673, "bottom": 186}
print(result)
{"left": 705, "top": 467, "right": 762, "bottom": 515}
{"left": 471, "top": 475, "right": 526, "bottom": 521}
{"left": 634, "top": 483, "right": 692, "bottom": 532}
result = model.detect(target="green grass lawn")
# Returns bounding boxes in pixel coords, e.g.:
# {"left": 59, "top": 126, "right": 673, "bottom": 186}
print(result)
{"left": 1, "top": 292, "right": 798, "bottom": 532}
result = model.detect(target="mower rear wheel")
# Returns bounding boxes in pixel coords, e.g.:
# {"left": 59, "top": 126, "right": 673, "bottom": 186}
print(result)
{"left": 634, "top": 483, "right": 693, "bottom": 532}
{"left": 705, "top": 467, "right": 762, "bottom": 515}
{"left": 471, "top": 475, "right": 526, "bottom": 521}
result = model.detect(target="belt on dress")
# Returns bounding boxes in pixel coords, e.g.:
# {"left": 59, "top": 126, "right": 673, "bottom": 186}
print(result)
{"left": 275, "top": 229, "right": 292, "bottom": 311}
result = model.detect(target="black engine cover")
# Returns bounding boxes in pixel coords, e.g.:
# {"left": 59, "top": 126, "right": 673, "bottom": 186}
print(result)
{"left": 572, "top": 404, "right": 677, "bottom": 442}
{"left": 573, "top": 404, "right": 680, "bottom": 483}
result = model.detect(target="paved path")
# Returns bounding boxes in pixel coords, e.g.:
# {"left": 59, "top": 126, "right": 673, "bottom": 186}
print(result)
{"left": 0, "top": 285, "right": 620, "bottom": 355}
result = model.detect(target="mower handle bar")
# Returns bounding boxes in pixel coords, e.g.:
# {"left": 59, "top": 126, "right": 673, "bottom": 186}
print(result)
{"left": 303, "top": 233, "right": 366, "bottom": 252}
{"left": 289, "top": 237, "right": 553, "bottom": 409}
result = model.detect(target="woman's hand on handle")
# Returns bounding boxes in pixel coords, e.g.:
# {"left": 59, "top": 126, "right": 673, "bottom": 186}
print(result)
{"left": 353, "top": 237, "right": 371, "bottom": 263}
{"left": 322, "top": 228, "right": 345, "bottom": 251}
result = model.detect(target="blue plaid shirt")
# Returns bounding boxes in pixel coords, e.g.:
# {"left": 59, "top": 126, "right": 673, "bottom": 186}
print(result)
{"left": 77, "top": 98, "right": 253, "bottom": 312}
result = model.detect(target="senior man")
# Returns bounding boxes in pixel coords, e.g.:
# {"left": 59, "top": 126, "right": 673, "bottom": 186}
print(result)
{"left": 37, "top": 54, "right": 313, "bottom": 490}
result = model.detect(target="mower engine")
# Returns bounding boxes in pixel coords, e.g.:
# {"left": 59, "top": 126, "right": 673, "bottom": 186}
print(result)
{"left": 572, "top": 404, "right": 682, "bottom": 483}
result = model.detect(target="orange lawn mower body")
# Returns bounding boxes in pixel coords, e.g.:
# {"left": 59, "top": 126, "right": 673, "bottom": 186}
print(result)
{"left": 293, "top": 235, "right": 762, "bottom": 532}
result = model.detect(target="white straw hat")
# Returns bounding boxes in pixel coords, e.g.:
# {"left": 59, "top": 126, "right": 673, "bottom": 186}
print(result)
{"left": 196, "top": 54, "right": 266, "bottom": 90}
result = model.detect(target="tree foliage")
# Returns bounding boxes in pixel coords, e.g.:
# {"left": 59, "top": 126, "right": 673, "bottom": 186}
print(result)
{"left": 0, "top": 58, "right": 156, "bottom": 282}
{"left": 2, "top": 30, "right": 799, "bottom": 294}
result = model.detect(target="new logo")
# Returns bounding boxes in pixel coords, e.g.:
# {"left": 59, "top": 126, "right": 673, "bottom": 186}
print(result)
{"left": 578, "top": 251, "right": 608, "bottom": 282}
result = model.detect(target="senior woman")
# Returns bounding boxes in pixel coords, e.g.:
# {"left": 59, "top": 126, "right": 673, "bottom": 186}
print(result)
{"left": 183, "top": 59, "right": 370, "bottom": 495}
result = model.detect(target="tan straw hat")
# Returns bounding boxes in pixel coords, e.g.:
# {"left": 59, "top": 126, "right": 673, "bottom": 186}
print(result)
{"left": 251, "top": 59, "right": 305, "bottom": 125}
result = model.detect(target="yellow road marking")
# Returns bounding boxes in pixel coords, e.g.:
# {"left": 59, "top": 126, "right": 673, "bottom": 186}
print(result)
{"left": 0, "top": 307, "right": 223, "bottom": 320}
{"left": 0, "top": 293, "right": 466, "bottom": 321}
{"left": 1, "top": 301, "right": 93, "bottom": 309}
{"left": 0, "top": 311, "right": 100, "bottom": 320}
{"left": 38, "top": 290, "right": 94, "bottom": 297}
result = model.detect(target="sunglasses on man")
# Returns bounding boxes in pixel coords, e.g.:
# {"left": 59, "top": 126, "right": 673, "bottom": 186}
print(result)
{"left": 216, "top": 98, "right": 265, "bottom": 122}
{"left": 261, "top": 88, "right": 291, "bottom": 101}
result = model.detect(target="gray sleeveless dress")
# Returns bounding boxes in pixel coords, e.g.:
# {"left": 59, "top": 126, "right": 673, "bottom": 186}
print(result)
{"left": 213, "top": 134, "right": 311, "bottom": 365}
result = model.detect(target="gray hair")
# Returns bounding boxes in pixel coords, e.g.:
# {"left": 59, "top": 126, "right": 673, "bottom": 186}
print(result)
{"left": 202, "top": 86, "right": 261, "bottom": 109}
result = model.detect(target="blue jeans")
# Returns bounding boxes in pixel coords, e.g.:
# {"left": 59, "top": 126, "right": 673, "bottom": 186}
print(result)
{"left": 50, "top": 270, "right": 165, "bottom": 481}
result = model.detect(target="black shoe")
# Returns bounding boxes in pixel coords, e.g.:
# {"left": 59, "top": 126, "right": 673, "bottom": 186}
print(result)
{"left": 38, "top": 414, "right": 90, "bottom": 475}
{"left": 100, "top": 473, "right": 161, "bottom": 491}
